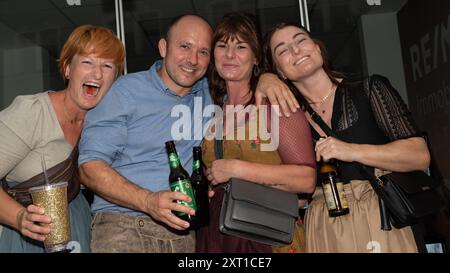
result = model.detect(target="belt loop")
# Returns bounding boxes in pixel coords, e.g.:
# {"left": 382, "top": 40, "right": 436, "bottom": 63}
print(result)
{"left": 90, "top": 212, "right": 102, "bottom": 230}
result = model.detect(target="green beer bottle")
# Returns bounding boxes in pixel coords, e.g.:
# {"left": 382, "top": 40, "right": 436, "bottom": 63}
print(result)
{"left": 190, "top": 146, "right": 210, "bottom": 228}
{"left": 165, "top": 141, "right": 197, "bottom": 225}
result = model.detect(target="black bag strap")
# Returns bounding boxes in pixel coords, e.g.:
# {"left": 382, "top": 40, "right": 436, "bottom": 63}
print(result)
{"left": 214, "top": 138, "right": 232, "bottom": 192}
{"left": 214, "top": 139, "right": 224, "bottom": 160}
{"left": 304, "top": 77, "right": 392, "bottom": 230}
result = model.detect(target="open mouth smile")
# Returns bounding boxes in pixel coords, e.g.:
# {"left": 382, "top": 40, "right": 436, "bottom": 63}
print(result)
{"left": 83, "top": 82, "right": 100, "bottom": 96}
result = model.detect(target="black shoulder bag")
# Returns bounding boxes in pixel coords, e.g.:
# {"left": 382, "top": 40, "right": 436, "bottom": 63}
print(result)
{"left": 304, "top": 96, "right": 448, "bottom": 230}
{"left": 215, "top": 139, "right": 299, "bottom": 246}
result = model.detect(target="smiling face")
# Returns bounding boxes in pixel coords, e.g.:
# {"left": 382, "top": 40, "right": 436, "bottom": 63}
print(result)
{"left": 214, "top": 36, "right": 256, "bottom": 84}
{"left": 64, "top": 53, "right": 117, "bottom": 110}
{"left": 269, "top": 26, "right": 323, "bottom": 81}
{"left": 158, "top": 15, "right": 212, "bottom": 95}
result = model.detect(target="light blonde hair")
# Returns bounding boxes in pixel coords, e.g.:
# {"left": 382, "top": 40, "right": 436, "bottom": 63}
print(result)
{"left": 58, "top": 25, "right": 125, "bottom": 85}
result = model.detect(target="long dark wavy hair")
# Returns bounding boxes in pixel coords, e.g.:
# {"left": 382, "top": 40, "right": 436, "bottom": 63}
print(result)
{"left": 263, "top": 22, "right": 346, "bottom": 108}
{"left": 209, "top": 12, "right": 263, "bottom": 106}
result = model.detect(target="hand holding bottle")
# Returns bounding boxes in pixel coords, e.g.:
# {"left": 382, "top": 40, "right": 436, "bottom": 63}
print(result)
{"left": 319, "top": 159, "right": 349, "bottom": 217}
{"left": 143, "top": 190, "right": 195, "bottom": 230}
{"left": 165, "top": 141, "right": 198, "bottom": 229}
{"left": 315, "top": 136, "right": 357, "bottom": 163}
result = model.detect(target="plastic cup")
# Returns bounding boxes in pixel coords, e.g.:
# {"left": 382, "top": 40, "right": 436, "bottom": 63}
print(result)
{"left": 29, "top": 182, "right": 70, "bottom": 253}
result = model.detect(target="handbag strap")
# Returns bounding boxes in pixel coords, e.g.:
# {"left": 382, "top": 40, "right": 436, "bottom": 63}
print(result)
{"left": 214, "top": 139, "right": 234, "bottom": 192}
{"left": 303, "top": 102, "right": 336, "bottom": 138}
{"left": 214, "top": 139, "right": 224, "bottom": 160}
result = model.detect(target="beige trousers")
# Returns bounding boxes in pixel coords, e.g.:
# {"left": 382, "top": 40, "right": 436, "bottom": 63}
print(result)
{"left": 305, "top": 180, "right": 418, "bottom": 253}
{"left": 90, "top": 212, "right": 195, "bottom": 253}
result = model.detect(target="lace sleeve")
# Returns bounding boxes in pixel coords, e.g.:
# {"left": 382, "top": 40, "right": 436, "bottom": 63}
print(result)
{"left": 277, "top": 110, "right": 316, "bottom": 169}
{"left": 365, "top": 75, "right": 422, "bottom": 141}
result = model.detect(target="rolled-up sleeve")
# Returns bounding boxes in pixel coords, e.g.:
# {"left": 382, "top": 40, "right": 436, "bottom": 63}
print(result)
{"left": 79, "top": 81, "right": 133, "bottom": 166}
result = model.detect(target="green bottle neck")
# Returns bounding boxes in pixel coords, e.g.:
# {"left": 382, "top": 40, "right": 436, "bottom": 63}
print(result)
{"left": 192, "top": 159, "right": 201, "bottom": 172}
{"left": 168, "top": 152, "right": 182, "bottom": 169}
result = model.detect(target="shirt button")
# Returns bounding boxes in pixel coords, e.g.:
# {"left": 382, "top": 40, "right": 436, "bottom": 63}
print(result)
{"left": 138, "top": 220, "right": 144, "bottom": 227}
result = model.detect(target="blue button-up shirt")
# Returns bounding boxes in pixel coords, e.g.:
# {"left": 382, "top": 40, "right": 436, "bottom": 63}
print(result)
{"left": 79, "top": 60, "right": 213, "bottom": 215}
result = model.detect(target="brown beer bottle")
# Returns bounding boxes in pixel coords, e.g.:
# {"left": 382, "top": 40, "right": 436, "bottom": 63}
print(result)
{"left": 165, "top": 141, "right": 197, "bottom": 225}
{"left": 190, "top": 146, "right": 210, "bottom": 228}
{"left": 319, "top": 159, "right": 349, "bottom": 217}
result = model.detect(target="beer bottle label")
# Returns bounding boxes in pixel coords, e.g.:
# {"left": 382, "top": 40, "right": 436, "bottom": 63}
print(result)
{"left": 336, "top": 182, "right": 349, "bottom": 209}
{"left": 170, "top": 179, "right": 197, "bottom": 214}
{"left": 192, "top": 160, "right": 200, "bottom": 171}
{"left": 322, "top": 183, "right": 337, "bottom": 210}
{"left": 168, "top": 153, "right": 180, "bottom": 169}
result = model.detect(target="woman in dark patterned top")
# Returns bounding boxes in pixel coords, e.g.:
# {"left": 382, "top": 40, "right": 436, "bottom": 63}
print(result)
{"left": 265, "top": 22, "right": 431, "bottom": 253}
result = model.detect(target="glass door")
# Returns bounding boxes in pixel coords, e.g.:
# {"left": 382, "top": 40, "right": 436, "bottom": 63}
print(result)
{"left": 306, "top": 0, "right": 408, "bottom": 81}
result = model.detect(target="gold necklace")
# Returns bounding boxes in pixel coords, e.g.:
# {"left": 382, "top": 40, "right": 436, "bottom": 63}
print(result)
{"left": 308, "top": 86, "right": 335, "bottom": 105}
{"left": 308, "top": 85, "right": 336, "bottom": 114}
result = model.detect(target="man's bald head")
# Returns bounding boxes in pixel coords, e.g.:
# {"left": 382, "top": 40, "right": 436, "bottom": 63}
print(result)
{"left": 166, "top": 14, "right": 213, "bottom": 41}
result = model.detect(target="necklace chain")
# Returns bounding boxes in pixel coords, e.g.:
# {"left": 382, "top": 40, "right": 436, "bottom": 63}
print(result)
{"left": 308, "top": 84, "right": 336, "bottom": 115}
{"left": 308, "top": 85, "right": 335, "bottom": 105}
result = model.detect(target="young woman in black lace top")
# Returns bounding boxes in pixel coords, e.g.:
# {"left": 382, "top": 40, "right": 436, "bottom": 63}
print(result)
{"left": 265, "top": 22, "right": 431, "bottom": 252}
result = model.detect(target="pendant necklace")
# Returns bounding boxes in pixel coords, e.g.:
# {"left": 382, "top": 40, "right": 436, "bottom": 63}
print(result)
{"left": 308, "top": 85, "right": 336, "bottom": 114}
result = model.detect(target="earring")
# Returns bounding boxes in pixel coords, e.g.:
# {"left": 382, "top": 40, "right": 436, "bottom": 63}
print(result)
{"left": 253, "top": 65, "right": 260, "bottom": 77}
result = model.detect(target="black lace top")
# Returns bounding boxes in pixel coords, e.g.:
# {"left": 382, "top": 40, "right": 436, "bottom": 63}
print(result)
{"left": 311, "top": 75, "right": 422, "bottom": 182}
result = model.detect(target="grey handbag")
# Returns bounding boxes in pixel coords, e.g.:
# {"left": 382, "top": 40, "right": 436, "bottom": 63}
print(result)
{"left": 215, "top": 139, "right": 298, "bottom": 246}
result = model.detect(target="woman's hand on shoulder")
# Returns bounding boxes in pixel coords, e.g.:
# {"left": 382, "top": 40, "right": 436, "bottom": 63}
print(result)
{"left": 17, "top": 204, "right": 51, "bottom": 241}
{"left": 255, "top": 73, "right": 300, "bottom": 117}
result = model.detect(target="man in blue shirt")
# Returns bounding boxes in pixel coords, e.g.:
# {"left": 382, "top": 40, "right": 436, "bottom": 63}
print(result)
{"left": 79, "top": 14, "right": 299, "bottom": 253}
